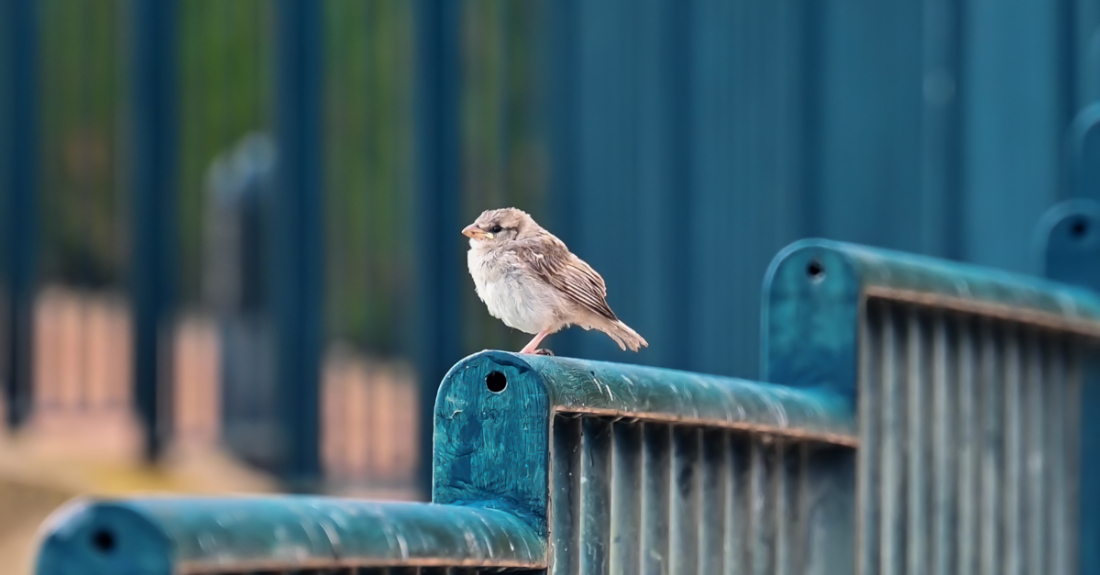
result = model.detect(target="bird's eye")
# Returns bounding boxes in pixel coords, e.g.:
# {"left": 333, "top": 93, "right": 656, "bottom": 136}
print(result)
{"left": 490, "top": 225, "right": 503, "bottom": 234}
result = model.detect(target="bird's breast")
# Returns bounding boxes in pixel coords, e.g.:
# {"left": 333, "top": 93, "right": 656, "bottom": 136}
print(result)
{"left": 467, "top": 248, "right": 562, "bottom": 334}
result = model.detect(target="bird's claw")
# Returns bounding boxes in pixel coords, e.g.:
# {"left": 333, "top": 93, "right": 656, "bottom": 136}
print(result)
{"left": 534, "top": 348, "right": 555, "bottom": 356}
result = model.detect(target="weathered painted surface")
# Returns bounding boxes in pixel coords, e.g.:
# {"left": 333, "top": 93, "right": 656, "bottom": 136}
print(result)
{"left": 432, "top": 350, "right": 858, "bottom": 575}
{"left": 763, "top": 238, "right": 1100, "bottom": 400}
{"left": 432, "top": 351, "right": 858, "bottom": 535}
{"left": 35, "top": 496, "right": 546, "bottom": 574}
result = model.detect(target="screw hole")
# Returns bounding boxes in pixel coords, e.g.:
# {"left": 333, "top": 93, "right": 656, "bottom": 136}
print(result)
{"left": 807, "top": 260, "right": 825, "bottom": 281}
{"left": 1071, "top": 220, "right": 1088, "bottom": 239}
{"left": 485, "top": 371, "right": 507, "bottom": 393}
{"left": 91, "top": 529, "right": 115, "bottom": 554}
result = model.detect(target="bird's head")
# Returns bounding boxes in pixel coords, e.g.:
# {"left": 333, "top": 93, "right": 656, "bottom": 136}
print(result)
{"left": 462, "top": 207, "right": 537, "bottom": 246}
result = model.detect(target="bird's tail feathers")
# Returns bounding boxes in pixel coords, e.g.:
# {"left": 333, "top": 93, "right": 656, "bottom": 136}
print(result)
{"left": 603, "top": 319, "right": 648, "bottom": 352}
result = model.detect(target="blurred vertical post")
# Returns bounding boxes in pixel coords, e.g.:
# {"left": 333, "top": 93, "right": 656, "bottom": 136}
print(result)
{"left": 272, "top": 0, "right": 324, "bottom": 488}
{"left": 130, "top": 0, "right": 178, "bottom": 460}
{"left": 545, "top": 0, "right": 579, "bottom": 359}
{"left": 1, "top": 0, "right": 39, "bottom": 429}
{"left": 413, "top": 0, "right": 463, "bottom": 497}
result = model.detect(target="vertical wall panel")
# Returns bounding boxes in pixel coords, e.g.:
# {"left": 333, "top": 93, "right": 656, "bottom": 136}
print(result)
{"left": 962, "top": 0, "right": 1070, "bottom": 273}
{"left": 818, "top": 0, "right": 925, "bottom": 252}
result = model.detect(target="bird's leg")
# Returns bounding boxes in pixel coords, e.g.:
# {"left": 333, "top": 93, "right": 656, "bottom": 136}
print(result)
{"left": 519, "top": 329, "right": 552, "bottom": 354}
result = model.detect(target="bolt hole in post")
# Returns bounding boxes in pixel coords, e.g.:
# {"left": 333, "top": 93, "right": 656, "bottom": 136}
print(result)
{"left": 486, "top": 371, "right": 507, "bottom": 393}
{"left": 807, "top": 260, "right": 826, "bottom": 282}
{"left": 91, "top": 529, "right": 115, "bottom": 554}
{"left": 1071, "top": 219, "right": 1089, "bottom": 239}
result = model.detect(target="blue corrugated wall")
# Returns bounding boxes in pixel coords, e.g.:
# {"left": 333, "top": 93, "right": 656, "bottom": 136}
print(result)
{"left": 542, "top": 0, "right": 1100, "bottom": 380}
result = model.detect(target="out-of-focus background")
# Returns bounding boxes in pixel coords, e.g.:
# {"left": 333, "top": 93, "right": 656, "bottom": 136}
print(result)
{"left": 1, "top": 0, "right": 1097, "bottom": 571}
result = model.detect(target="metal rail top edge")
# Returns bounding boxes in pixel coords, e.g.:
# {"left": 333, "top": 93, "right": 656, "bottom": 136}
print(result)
{"left": 442, "top": 351, "right": 859, "bottom": 446}
{"left": 768, "top": 238, "right": 1100, "bottom": 337}
{"left": 35, "top": 496, "right": 547, "bottom": 575}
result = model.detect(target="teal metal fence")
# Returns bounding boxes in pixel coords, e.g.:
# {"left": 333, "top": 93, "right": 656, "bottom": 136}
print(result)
{"left": 33, "top": 239, "right": 1100, "bottom": 575}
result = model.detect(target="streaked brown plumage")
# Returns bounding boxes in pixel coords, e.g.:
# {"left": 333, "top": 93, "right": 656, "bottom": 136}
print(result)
{"left": 463, "top": 207, "right": 648, "bottom": 355}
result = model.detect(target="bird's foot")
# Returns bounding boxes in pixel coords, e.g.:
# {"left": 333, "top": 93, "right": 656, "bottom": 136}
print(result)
{"left": 533, "top": 348, "right": 554, "bottom": 356}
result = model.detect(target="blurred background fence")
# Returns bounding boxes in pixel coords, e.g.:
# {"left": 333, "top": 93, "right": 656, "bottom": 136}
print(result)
{"left": 1, "top": 0, "right": 1099, "bottom": 503}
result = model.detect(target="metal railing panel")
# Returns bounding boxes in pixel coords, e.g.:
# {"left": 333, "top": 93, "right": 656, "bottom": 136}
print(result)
{"left": 765, "top": 239, "right": 1100, "bottom": 575}
{"left": 546, "top": 416, "right": 854, "bottom": 575}
{"left": 857, "top": 298, "right": 1085, "bottom": 575}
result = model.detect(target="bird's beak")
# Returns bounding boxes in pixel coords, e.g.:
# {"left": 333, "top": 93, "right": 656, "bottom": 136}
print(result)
{"left": 462, "top": 224, "right": 493, "bottom": 239}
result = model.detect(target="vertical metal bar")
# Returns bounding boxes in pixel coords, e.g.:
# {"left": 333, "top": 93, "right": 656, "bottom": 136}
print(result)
{"left": 610, "top": 422, "right": 642, "bottom": 574}
{"left": 774, "top": 440, "right": 802, "bottom": 575}
{"left": 412, "top": 0, "right": 463, "bottom": 497}
{"left": 749, "top": 437, "right": 772, "bottom": 575}
{"left": 978, "top": 321, "right": 1002, "bottom": 575}
{"left": 670, "top": 426, "right": 700, "bottom": 574}
{"left": 1002, "top": 327, "right": 1024, "bottom": 575}
{"left": 1046, "top": 338, "right": 1069, "bottom": 575}
{"left": 272, "top": 0, "right": 324, "bottom": 486}
{"left": 956, "top": 316, "right": 978, "bottom": 575}
{"left": 1064, "top": 341, "right": 1083, "bottom": 575}
{"left": 1, "top": 0, "right": 38, "bottom": 429}
{"left": 700, "top": 429, "right": 728, "bottom": 574}
{"left": 857, "top": 300, "right": 882, "bottom": 575}
{"left": 551, "top": 416, "right": 582, "bottom": 575}
{"left": 880, "top": 305, "right": 905, "bottom": 575}
{"left": 931, "top": 313, "right": 956, "bottom": 575}
{"left": 580, "top": 417, "right": 611, "bottom": 575}
{"left": 906, "top": 309, "right": 927, "bottom": 575}
{"left": 130, "top": 0, "right": 179, "bottom": 460}
{"left": 641, "top": 423, "right": 671, "bottom": 575}
{"left": 727, "top": 434, "right": 750, "bottom": 575}
{"left": 1024, "top": 333, "right": 1047, "bottom": 575}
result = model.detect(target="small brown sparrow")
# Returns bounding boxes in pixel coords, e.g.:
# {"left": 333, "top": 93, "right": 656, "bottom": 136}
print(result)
{"left": 462, "top": 207, "right": 648, "bottom": 355}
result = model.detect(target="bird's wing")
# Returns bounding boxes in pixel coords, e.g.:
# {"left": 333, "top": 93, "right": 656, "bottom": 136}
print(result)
{"left": 520, "top": 237, "right": 619, "bottom": 321}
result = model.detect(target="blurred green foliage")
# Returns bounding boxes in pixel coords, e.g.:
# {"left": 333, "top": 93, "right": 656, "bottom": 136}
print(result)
{"left": 33, "top": 0, "right": 548, "bottom": 356}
